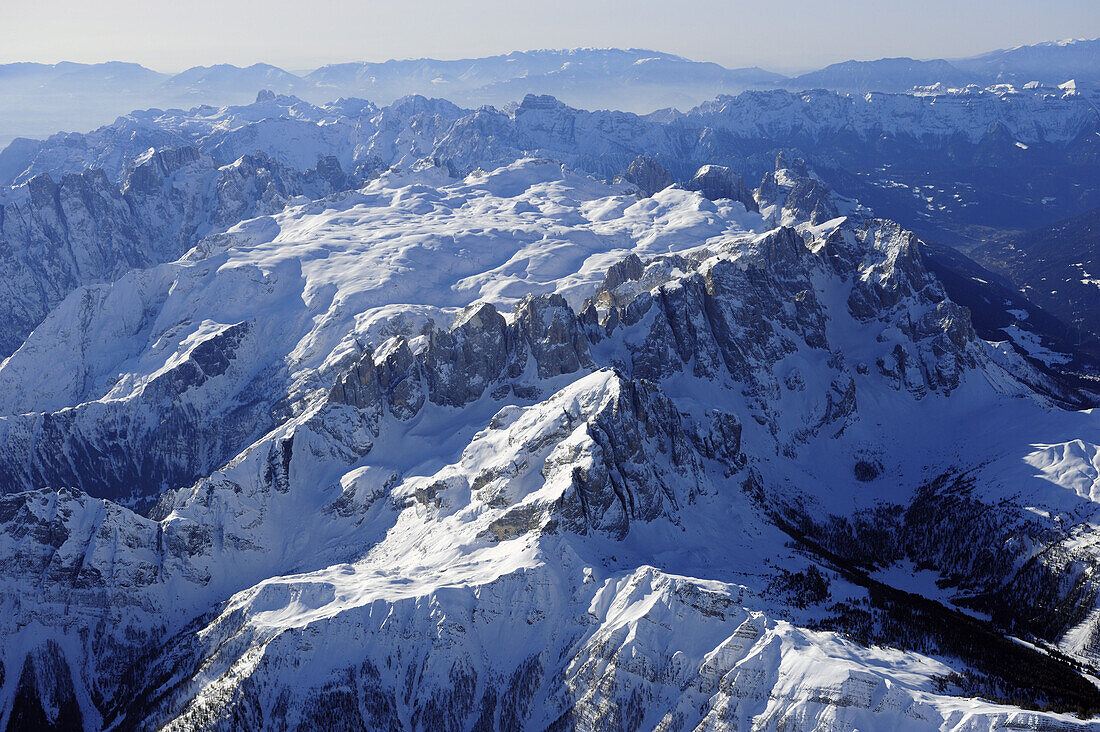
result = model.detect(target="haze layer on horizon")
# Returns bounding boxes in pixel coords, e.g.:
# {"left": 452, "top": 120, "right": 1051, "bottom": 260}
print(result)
{"left": 4, "top": 0, "right": 1099, "bottom": 73}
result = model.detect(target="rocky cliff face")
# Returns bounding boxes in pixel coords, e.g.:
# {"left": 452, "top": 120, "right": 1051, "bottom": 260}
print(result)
{"left": 0, "top": 146, "right": 354, "bottom": 358}
{"left": 0, "top": 169, "right": 148, "bottom": 357}
{"left": 684, "top": 164, "right": 758, "bottom": 211}
{"left": 615, "top": 155, "right": 672, "bottom": 197}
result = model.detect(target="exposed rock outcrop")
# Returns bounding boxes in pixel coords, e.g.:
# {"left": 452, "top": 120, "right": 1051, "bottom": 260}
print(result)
{"left": 684, "top": 164, "right": 759, "bottom": 211}
{"left": 616, "top": 155, "right": 673, "bottom": 197}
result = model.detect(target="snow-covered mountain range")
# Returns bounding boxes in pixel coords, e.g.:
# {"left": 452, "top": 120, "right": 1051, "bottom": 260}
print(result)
{"left": 2, "top": 57, "right": 1100, "bottom": 730}
{"left": 3, "top": 150, "right": 1100, "bottom": 730}
{"left": 2, "top": 83, "right": 1097, "bottom": 363}
{"left": 3, "top": 39, "right": 1098, "bottom": 148}
{"left": 5, "top": 82, "right": 1096, "bottom": 191}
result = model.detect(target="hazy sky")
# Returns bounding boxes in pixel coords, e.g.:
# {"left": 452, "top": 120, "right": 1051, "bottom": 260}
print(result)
{"left": 3, "top": 0, "right": 1099, "bottom": 73}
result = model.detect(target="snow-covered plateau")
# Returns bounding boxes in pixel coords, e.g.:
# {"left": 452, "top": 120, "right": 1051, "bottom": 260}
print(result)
{"left": 1, "top": 88, "right": 1100, "bottom": 731}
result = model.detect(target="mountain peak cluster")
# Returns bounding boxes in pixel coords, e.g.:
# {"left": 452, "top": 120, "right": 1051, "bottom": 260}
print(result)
{"left": 0, "top": 37, "right": 1099, "bottom": 731}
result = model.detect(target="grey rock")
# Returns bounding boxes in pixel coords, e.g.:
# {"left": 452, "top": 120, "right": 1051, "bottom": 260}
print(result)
{"left": 685, "top": 164, "right": 759, "bottom": 211}
{"left": 785, "top": 177, "right": 839, "bottom": 225}
{"left": 616, "top": 155, "right": 673, "bottom": 197}
{"left": 510, "top": 294, "right": 592, "bottom": 380}
{"left": 756, "top": 153, "right": 838, "bottom": 225}
{"left": 424, "top": 303, "right": 509, "bottom": 407}
{"left": 375, "top": 338, "right": 425, "bottom": 421}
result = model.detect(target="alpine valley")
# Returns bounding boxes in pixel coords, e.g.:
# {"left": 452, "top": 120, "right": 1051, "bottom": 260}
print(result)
{"left": 2, "top": 41, "right": 1100, "bottom": 732}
